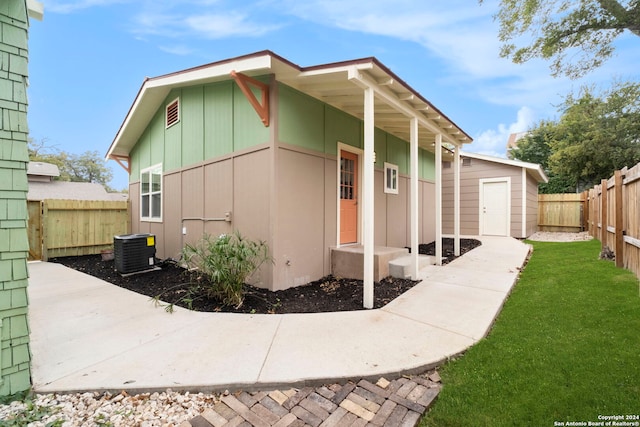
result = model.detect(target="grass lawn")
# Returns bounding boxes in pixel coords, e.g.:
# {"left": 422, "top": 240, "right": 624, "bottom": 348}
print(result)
{"left": 420, "top": 239, "right": 640, "bottom": 427}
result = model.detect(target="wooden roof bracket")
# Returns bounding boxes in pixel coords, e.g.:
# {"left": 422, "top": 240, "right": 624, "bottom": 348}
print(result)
{"left": 231, "top": 71, "right": 270, "bottom": 126}
{"left": 110, "top": 154, "right": 131, "bottom": 174}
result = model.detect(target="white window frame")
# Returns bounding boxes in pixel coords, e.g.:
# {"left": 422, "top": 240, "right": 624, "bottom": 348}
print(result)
{"left": 384, "top": 162, "right": 399, "bottom": 194}
{"left": 140, "top": 164, "right": 163, "bottom": 222}
{"left": 166, "top": 97, "right": 180, "bottom": 129}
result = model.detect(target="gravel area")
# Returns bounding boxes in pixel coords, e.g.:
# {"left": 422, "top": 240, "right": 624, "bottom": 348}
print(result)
{"left": 0, "top": 389, "right": 219, "bottom": 426}
{"left": 527, "top": 231, "right": 593, "bottom": 242}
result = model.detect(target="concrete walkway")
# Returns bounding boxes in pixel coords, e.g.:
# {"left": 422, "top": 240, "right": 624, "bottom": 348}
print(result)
{"left": 28, "top": 236, "right": 530, "bottom": 395}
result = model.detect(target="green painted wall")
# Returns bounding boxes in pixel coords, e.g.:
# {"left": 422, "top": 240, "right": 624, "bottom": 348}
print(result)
{"left": 0, "top": 0, "right": 32, "bottom": 396}
{"left": 278, "top": 84, "right": 325, "bottom": 153}
{"left": 204, "top": 82, "right": 233, "bottom": 159}
{"left": 131, "top": 78, "right": 437, "bottom": 183}
{"left": 133, "top": 80, "right": 270, "bottom": 177}
{"left": 278, "top": 84, "right": 436, "bottom": 180}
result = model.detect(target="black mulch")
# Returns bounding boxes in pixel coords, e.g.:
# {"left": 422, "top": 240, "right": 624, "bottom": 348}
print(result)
{"left": 51, "top": 238, "right": 481, "bottom": 314}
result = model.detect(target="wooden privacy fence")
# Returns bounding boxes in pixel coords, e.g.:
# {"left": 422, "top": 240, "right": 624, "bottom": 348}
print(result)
{"left": 28, "top": 199, "right": 130, "bottom": 261}
{"left": 585, "top": 161, "right": 640, "bottom": 280}
{"left": 538, "top": 193, "right": 586, "bottom": 232}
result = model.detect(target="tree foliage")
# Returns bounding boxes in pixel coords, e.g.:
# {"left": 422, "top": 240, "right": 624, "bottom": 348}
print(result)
{"left": 489, "top": 0, "right": 640, "bottom": 78}
{"left": 510, "top": 81, "right": 640, "bottom": 192}
{"left": 549, "top": 81, "right": 640, "bottom": 189}
{"left": 509, "top": 120, "right": 576, "bottom": 193}
{"left": 28, "top": 139, "right": 114, "bottom": 191}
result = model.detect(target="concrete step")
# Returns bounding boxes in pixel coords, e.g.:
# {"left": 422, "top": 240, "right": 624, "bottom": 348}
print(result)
{"left": 389, "top": 255, "right": 438, "bottom": 279}
{"left": 331, "top": 246, "right": 409, "bottom": 281}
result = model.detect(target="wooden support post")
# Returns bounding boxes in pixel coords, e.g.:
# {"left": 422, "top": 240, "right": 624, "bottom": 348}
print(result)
{"left": 454, "top": 145, "right": 460, "bottom": 256}
{"left": 600, "top": 179, "right": 607, "bottom": 251}
{"left": 435, "top": 134, "right": 442, "bottom": 265}
{"left": 362, "top": 86, "right": 375, "bottom": 309}
{"left": 409, "top": 117, "right": 419, "bottom": 279}
{"left": 614, "top": 170, "right": 624, "bottom": 268}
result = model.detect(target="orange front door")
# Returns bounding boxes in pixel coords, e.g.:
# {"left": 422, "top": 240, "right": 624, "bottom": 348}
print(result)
{"left": 340, "top": 150, "right": 358, "bottom": 244}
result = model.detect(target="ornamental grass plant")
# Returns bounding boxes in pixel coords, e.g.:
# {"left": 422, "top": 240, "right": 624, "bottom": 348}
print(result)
{"left": 420, "top": 239, "right": 640, "bottom": 427}
{"left": 181, "top": 231, "right": 271, "bottom": 308}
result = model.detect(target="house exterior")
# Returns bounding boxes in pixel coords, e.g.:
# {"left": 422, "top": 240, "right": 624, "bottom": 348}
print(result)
{"left": 107, "top": 51, "right": 472, "bottom": 294}
{"left": 0, "top": 0, "right": 42, "bottom": 396}
{"left": 442, "top": 151, "right": 548, "bottom": 239}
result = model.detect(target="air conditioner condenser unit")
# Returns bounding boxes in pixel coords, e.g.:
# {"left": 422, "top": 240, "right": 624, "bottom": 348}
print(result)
{"left": 114, "top": 233, "right": 157, "bottom": 274}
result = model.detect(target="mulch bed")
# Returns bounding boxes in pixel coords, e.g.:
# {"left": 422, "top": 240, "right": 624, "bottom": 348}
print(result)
{"left": 51, "top": 238, "right": 481, "bottom": 314}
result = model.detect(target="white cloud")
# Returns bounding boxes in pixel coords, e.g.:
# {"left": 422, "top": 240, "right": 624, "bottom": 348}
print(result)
{"left": 158, "top": 44, "right": 195, "bottom": 56}
{"left": 470, "top": 106, "right": 536, "bottom": 157}
{"left": 43, "top": 0, "right": 130, "bottom": 13}
{"left": 184, "top": 12, "right": 282, "bottom": 39}
{"left": 131, "top": 6, "right": 283, "bottom": 41}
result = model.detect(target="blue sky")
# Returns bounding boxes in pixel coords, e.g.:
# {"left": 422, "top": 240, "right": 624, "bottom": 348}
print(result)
{"left": 28, "top": 0, "right": 639, "bottom": 191}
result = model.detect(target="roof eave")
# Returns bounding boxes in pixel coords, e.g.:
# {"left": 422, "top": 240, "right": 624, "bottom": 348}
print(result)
{"left": 106, "top": 52, "right": 283, "bottom": 160}
{"left": 107, "top": 51, "right": 474, "bottom": 160}
{"left": 461, "top": 151, "right": 548, "bottom": 183}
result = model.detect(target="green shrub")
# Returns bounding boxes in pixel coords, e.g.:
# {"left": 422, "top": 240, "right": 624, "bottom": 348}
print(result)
{"left": 181, "top": 231, "right": 271, "bottom": 308}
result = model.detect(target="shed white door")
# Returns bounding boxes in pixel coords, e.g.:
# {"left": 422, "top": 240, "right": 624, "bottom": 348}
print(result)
{"left": 480, "top": 179, "right": 510, "bottom": 236}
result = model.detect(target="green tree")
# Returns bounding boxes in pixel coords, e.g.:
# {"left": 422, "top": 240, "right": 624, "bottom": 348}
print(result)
{"left": 489, "top": 0, "right": 640, "bottom": 78}
{"left": 511, "top": 81, "right": 640, "bottom": 192}
{"left": 64, "top": 150, "right": 113, "bottom": 186}
{"left": 28, "top": 139, "right": 114, "bottom": 191}
{"left": 549, "top": 81, "right": 640, "bottom": 190}
{"left": 509, "top": 120, "right": 577, "bottom": 193}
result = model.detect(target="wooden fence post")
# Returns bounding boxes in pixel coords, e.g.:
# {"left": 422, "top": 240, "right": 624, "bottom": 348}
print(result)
{"left": 600, "top": 179, "right": 608, "bottom": 252}
{"left": 41, "top": 200, "right": 48, "bottom": 262}
{"left": 581, "top": 190, "right": 588, "bottom": 231}
{"left": 614, "top": 170, "right": 624, "bottom": 268}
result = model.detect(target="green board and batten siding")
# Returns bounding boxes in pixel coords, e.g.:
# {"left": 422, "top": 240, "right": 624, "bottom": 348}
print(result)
{"left": 0, "top": 0, "right": 32, "bottom": 396}
{"left": 131, "top": 81, "right": 435, "bottom": 180}
{"left": 131, "top": 80, "right": 270, "bottom": 178}
{"left": 278, "top": 84, "right": 436, "bottom": 180}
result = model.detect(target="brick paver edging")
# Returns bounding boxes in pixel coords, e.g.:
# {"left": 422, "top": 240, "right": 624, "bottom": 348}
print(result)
{"left": 180, "top": 373, "right": 441, "bottom": 427}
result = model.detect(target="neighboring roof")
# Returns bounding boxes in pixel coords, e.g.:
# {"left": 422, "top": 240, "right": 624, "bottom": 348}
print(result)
{"left": 107, "top": 50, "right": 473, "bottom": 161}
{"left": 460, "top": 151, "right": 549, "bottom": 183}
{"left": 27, "top": 161, "right": 60, "bottom": 178}
{"left": 107, "top": 192, "right": 129, "bottom": 201}
{"left": 27, "top": 181, "right": 125, "bottom": 201}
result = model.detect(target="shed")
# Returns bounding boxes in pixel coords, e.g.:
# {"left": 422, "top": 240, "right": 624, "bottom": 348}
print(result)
{"left": 442, "top": 152, "right": 548, "bottom": 238}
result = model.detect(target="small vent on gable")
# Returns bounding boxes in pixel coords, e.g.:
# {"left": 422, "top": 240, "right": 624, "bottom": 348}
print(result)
{"left": 462, "top": 157, "right": 472, "bottom": 167}
{"left": 166, "top": 98, "right": 180, "bottom": 128}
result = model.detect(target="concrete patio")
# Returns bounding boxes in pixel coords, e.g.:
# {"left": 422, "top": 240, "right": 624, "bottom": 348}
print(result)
{"left": 28, "top": 236, "right": 531, "bottom": 395}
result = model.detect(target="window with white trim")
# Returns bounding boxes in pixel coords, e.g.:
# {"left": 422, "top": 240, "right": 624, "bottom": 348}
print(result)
{"left": 384, "top": 162, "right": 399, "bottom": 194}
{"left": 141, "top": 164, "right": 162, "bottom": 221}
{"left": 166, "top": 98, "right": 180, "bottom": 128}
